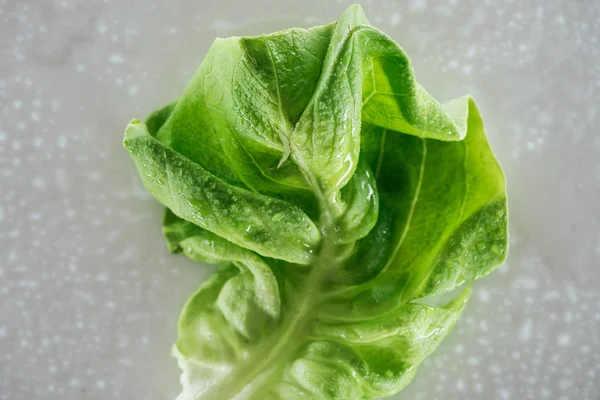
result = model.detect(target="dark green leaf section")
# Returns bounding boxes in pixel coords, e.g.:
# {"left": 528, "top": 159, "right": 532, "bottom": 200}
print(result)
{"left": 327, "top": 98, "right": 507, "bottom": 318}
{"left": 331, "top": 201, "right": 394, "bottom": 285}
{"left": 145, "top": 100, "right": 178, "bottom": 141}
{"left": 335, "top": 159, "right": 379, "bottom": 244}
{"left": 162, "top": 207, "right": 201, "bottom": 253}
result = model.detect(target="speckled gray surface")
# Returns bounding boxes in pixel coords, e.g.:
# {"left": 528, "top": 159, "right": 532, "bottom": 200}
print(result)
{"left": 1, "top": 0, "right": 599, "bottom": 399}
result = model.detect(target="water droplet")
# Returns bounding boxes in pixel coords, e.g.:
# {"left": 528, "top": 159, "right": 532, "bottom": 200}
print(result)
{"left": 272, "top": 212, "right": 284, "bottom": 221}
{"left": 491, "top": 244, "right": 502, "bottom": 255}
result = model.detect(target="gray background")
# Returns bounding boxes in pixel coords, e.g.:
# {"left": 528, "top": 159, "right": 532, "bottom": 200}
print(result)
{"left": 1, "top": 0, "right": 599, "bottom": 399}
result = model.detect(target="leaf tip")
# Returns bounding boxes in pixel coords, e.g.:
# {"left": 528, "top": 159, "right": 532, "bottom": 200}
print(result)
{"left": 123, "top": 118, "right": 147, "bottom": 147}
{"left": 342, "top": 3, "right": 369, "bottom": 24}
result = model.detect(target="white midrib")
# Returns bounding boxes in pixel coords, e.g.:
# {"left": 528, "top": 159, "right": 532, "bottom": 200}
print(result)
{"left": 205, "top": 150, "right": 338, "bottom": 400}
{"left": 208, "top": 240, "right": 335, "bottom": 400}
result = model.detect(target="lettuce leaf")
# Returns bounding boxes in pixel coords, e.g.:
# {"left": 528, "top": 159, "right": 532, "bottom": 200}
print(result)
{"left": 123, "top": 5, "right": 508, "bottom": 399}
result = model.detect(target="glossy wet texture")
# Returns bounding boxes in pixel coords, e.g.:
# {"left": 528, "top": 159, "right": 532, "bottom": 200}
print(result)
{"left": 1, "top": 0, "right": 599, "bottom": 399}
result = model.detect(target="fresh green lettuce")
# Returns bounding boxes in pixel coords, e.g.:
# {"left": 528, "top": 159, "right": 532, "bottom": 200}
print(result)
{"left": 123, "top": 5, "right": 508, "bottom": 399}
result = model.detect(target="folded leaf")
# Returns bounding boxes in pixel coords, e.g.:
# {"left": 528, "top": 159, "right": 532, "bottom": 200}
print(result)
{"left": 123, "top": 5, "right": 509, "bottom": 400}
{"left": 124, "top": 120, "right": 320, "bottom": 265}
